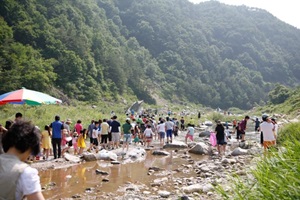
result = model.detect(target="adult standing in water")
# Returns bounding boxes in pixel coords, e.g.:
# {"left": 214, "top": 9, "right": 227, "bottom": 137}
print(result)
{"left": 215, "top": 120, "right": 226, "bottom": 156}
{"left": 122, "top": 118, "right": 133, "bottom": 152}
{"left": 238, "top": 115, "right": 250, "bottom": 142}
{"left": 110, "top": 115, "right": 121, "bottom": 149}
{"left": 49, "top": 115, "right": 64, "bottom": 159}
{"left": 0, "top": 121, "right": 45, "bottom": 200}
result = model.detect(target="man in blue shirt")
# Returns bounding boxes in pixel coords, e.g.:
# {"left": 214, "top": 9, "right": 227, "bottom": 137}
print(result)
{"left": 50, "top": 115, "right": 64, "bottom": 159}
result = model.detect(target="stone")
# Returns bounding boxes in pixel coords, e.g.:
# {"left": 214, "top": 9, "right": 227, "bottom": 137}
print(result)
{"left": 182, "top": 184, "right": 203, "bottom": 194}
{"left": 231, "top": 147, "right": 248, "bottom": 156}
{"left": 149, "top": 166, "right": 163, "bottom": 171}
{"left": 188, "top": 142, "right": 211, "bottom": 155}
{"left": 158, "top": 190, "right": 171, "bottom": 198}
{"left": 64, "top": 153, "right": 81, "bottom": 163}
{"left": 202, "top": 184, "right": 214, "bottom": 193}
{"left": 82, "top": 153, "right": 97, "bottom": 161}
{"left": 198, "top": 131, "right": 211, "bottom": 137}
{"left": 152, "top": 150, "right": 170, "bottom": 156}
{"left": 163, "top": 141, "right": 188, "bottom": 149}
{"left": 111, "top": 161, "right": 120, "bottom": 165}
{"left": 95, "top": 169, "right": 109, "bottom": 175}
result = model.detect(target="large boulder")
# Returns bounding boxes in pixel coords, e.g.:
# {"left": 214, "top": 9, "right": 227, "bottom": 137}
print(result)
{"left": 198, "top": 131, "right": 211, "bottom": 137}
{"left": 82, "top": 153, "right": 97, "bottom": 161}
{"left": 163, "top": 141, "right": 188, "bottom": 149}
{"left": 82, "top": 150, "right": 118, "bottom": 161}
{"left": 188, "top": 142, "right": 211, "bottom": 155}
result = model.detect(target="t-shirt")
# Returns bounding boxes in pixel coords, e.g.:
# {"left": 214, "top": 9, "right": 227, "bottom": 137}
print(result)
{"left": 157, "top": 123, "right": 166, "bottom": 133}
{"left": 165, "top": 121, "right": 174, "bottom": 130}
{"left": 100, "top": 122, "right": 109, "bottom": 135}
{"left": 260, "top": 122, "right": 276, "bottom": 141}
{"left": 144, "top": 128, "right": 153, "bottom": 137}
{"left": 215, "top": 124, "right": 225, "bottom": 140}
{"left": 75, "top": 123, "right": 83, "bottom": 134}
{"left": 16, "top": 167, "right": 41, "bottom": 200}
{"left": 110, "top": 120, "right": 120, "bottom": 133}
{"left": 92, "top": 126, "right": 99, "bottom": 138}
{"left": 122, "top": 123, "right": 132, "bottom": 134}
{"left": 50, "top": 121, "right": 63, "bottom": 138}
{"left": 187, "top": 126, "right": 195, "bottom": 135}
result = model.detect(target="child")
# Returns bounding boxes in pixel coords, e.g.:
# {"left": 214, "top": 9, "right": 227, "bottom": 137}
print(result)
{"left": 72, "top": 132, "right": 78, "bottom": 155}
{"left": 41, "top": 125, "right": 51, "bottom": 160}
{"left": 77, "top": 129, "right": 87, "bottom": 155}
{"left": 185, "top": 124, "right": 195, "bottom": 144}
{"left": 144, "top": 125, "right": 153, "bottom": 147}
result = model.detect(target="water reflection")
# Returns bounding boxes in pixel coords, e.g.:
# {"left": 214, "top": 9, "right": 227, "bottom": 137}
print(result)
{"left": 40, "top": 150, "right": 206, "bottom": 199}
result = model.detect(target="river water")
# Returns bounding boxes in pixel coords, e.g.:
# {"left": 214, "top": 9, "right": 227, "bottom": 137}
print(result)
{"left": 40, "top": 149, "right": 207, "bottom": 199}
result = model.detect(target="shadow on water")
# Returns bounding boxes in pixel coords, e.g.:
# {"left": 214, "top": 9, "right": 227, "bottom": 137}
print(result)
{"left": 40, "top": 150, "right": 207, "bottom": 199}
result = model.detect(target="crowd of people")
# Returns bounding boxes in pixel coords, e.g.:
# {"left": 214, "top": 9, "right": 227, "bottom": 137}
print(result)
{"left": 214, "top": 115, "right": 278, "bottom": 156}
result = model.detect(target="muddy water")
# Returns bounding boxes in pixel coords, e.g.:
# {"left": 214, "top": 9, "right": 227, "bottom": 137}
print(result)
{"left": 40, "top": 150, "right": 207, "bottom": 199}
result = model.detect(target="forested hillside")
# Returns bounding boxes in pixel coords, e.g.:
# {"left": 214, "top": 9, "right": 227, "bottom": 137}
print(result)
{"left": 1, "top": 0, "right": 300, "bottom": 109}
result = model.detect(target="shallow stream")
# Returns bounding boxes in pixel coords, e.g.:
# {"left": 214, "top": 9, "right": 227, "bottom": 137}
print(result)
{"left": 40, "top": 149, "right": 207, "bottom": 199}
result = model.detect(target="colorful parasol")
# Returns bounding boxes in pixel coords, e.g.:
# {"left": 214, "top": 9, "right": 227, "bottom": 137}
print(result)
{"left": 0, "top": 88, "right": 62, "bottom": 106}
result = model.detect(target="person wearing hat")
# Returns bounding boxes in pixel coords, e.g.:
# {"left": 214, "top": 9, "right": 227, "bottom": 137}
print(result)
{"left": 49, "top": 115, "right": 64, "bottom": 159}
{"left": 259, "top": 115, "right": 276, "bottom": 153}
{"left": 122, "top": 118, "right": 133, "bottom": 152}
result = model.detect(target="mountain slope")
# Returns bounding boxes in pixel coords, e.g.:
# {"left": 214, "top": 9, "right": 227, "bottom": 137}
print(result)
{"left": 0, "top": 0, "right": 300, "bottom": 109}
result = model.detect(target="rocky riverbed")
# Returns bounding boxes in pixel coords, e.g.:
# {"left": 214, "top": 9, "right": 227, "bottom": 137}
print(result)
{"left": 31, "top": 130, "right": 263, "bottom": 199}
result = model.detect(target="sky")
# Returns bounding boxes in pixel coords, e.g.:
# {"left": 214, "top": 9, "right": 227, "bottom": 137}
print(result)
{"left": 188, "top": 0, "right": 300, "bottom": 29}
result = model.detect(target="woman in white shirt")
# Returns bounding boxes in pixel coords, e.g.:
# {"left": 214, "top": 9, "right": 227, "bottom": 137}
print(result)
{"left": 157, "top": 121, "right": 166, "bottom": 148}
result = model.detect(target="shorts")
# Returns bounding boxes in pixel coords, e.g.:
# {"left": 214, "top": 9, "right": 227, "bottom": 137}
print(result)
{"left": 101, "top": 135, "right": 108, "bottom": 144}
{"left": 92, "top": 138, "right": 98, "bottom": 146}
{"left": 166, "top": 129, "right": 172, "bottom": 138}
{"left": 263, "top": 140, "right": 275, "bottom": 148}
{"left": 217, "top": 139, "right": 226, "bottom": 145}
{"left": 108, "top": 132, "right": 112, "bottom": 142}
{"left": 185, "top": 134, "right": 194, "bottom": 141}
{"left": 111, "top": 132, "right": 120, "bottom": 143}
{"left": 159, "top": 132, "right": 165, "bottom": 139}
{"left": 123, "top": 133, "right": 132, "bottom": 143}
{"left": 67, "top": 140, "right": 73, "bottom": 147}
{"left": 145, "top": 137, "right": 152, "bottom": 142}
{"left": 90, "top": 137, "right": 93, "bottom": 144}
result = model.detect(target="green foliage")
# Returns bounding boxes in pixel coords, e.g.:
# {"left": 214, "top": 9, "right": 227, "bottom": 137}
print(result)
{"left": 268, "top": 84, "right": 291, "bottom": 104}
{"left": 0, "top": 0, "right": 300, "bottom": 109}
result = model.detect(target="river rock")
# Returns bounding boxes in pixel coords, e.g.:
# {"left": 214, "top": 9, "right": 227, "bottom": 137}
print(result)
{"left": 202, "top": 184, "right": 214, "bottom": 193}
{"left": 96, "top": 149, "right": 118, "bottom": 161}
{"left": 188, "top": 142, "right": 210, "bottom": 155}
{"left": 182, "top": 184, "right": 203, "bottom": 193}
{"left": 221, "top": 158, "right": 237, "bottom": 164}
{"left": 198, "top": 131, "right": 211, "bottom": 137}
{"left": 64, "top": 153, "right": 81, "bottom": 163}
{"left": 95, "top": 169, "right": 109, "bottom": 175}
{"left": 231, "top": 147, "right": 248, "bottom": 156}
{"left": 152, "top": 150, "right": 170, "bottom": 156}
{"left": 163, "top": 141, "right": 188, "bottom": 149}
{"left": 111, "top": 161, "right": 120, "bottom": 165}
{"left": 82, "top": 153, "right": 96, "bottom": 161}
{"left": 158, "top": 190, "right": 171, "bottom": 198}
